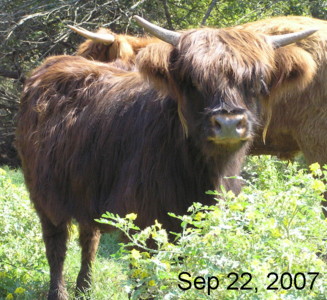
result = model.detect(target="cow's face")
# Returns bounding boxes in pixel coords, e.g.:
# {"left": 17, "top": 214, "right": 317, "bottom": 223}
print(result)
{"left": 168, "top": 29, "right": 277, "bottom": 155}
{"left": 177, "top": 77, "right": 258, "bottom": 155}
{"left": 136, "top": 17, "right": 316, "bottom": 157}
{"left": 73, "top": 27, "right": 135, "bottom": 64}
{"left": 138, "top": 28, "right": 275, "bottom": 156}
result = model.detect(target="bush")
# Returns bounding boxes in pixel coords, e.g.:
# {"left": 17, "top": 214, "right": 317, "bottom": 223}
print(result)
{"left": 97, "top": 156, "right": 327, "bottom": 299}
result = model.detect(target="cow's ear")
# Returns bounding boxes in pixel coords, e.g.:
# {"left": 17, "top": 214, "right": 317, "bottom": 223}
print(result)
{"left": 77, "top": 39, "right": 109, "bottom": 62}
{"left": 270, "top": 45, "right": 317, "bottom": 100}
{"left": 136, "top": 42, "right": 174, "bottom": 96}
{"left": 109, "top": 36, "right": 135, "bottom": 62}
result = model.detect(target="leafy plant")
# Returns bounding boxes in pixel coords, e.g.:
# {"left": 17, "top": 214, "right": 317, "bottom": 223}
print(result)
{"left": 97, "top": 156, "right": 327, "bottom": 299}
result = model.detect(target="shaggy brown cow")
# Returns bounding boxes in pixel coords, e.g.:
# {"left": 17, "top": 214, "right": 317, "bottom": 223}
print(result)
{"left": 69, "top": 25, "right": 158, "bottom": 68}
{"left": 80, "top": 16, "right": 327, "bottom": 215}
{"left": 237, "top": 17, "right": 327, "bottom": 159}
{"left": 16, "top": 15, "right": 314, "bottom": 300}
{"left": 238, "top": 17, "right": 327, "bottom": 216}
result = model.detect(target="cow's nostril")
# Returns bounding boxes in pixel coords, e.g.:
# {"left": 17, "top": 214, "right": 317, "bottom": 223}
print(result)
{"left": 214, "top": 119, "right": 222, "bottom": 130}
{"left": 236, "top": 117, "right": 246, "bottom": 130}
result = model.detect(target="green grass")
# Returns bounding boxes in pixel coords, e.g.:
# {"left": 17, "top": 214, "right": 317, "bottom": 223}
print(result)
{"left": 1, "top": 157, "right": 327, "bottom": 299}
{"left": 0, "top": 167, "right": 128, "bottom": 300}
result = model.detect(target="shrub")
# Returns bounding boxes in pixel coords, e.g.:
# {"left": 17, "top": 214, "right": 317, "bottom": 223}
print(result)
{"left": 97, "top": 156, "right": 327, "bottom": 299}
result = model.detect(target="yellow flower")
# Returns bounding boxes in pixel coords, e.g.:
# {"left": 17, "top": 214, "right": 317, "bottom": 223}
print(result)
{"left": 131, "top": 249, "right": 141, "bottom": 260}
{"left": 309, "top": 163, "right": 322, "bottom": 176}
{"left": 230, "top": 203, "right": 244, "bottom": 211}
{"left": 131, "top": 269, "right": 141, "bottom": 278}
{"left": 131, "top": 268, "right": 148, "bottom": 278}
{"left": 14, "top": 287, "right": 26, "bottom": 294}
{"left": 148, "top": 280, "right": 156, "bottom": 286}
{"left": 194, "top": 212, "right": 205, "bottom": 221}
{"left": 125, "top": 213, "right": 137, "bottom": 221}
{"left": 311, "top": 179, "right": 325, "bottom": 193}
{"left": 309, "top": 162, "right": 320, "bottom": 172}
{"left": 0, "top": 168, "right": 7, "bottom": 176}
{"left": 226, "top": 190, "right": 235, "bottom": 198}
{"left": 141, "top": 271, "right": 149, "bottom": 278}
{"left": 5, "top": 294, "right": 14, "bottom": 300}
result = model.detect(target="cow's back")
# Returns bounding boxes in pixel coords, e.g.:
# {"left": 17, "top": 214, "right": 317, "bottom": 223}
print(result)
{"left": 16, "top": 55, "right": 144, "bottom": 225}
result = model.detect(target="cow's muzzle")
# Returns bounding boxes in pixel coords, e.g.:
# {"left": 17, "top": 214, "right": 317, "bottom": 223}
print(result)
{"left": 209, "top": 111, "right": 250, "bottom": 143}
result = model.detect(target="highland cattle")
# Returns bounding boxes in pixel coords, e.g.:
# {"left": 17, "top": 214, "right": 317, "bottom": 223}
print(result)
{"left": 16, "top": 16, "right": 315, "bottom": 299}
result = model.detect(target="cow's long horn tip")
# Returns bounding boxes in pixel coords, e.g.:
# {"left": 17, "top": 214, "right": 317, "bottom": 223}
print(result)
{"left": 67, "top": 25, "right": 79, "bottom": 30}
{"left": 300, "top": 28, "right": 319, "bottom": 37}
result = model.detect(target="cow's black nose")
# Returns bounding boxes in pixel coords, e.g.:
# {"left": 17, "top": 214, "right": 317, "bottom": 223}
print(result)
{"left": 211, "top": 113, "right": 248, "bottom": 141}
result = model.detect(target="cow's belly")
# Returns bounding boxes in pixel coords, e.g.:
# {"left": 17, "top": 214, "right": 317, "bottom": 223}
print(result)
{"left": 249, "top": 129, "right": 300, "bottom": 160}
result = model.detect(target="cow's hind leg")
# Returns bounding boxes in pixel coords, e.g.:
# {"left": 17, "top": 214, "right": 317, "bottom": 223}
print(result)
{"left": 76, "top": 224, "right": 101, "bottom": 296}
{"left": 40, "top": 214, "right": 70, "bottom": 300}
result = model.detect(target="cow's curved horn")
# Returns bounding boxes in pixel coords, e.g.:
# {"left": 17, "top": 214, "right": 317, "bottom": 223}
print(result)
{"left": 133, "top": 15, "right": 181, "bottom": 46}
{"left": 68, "top": 25, "right": 115, "bottom": 45}
{"left": 268, "top": 29, "right": 318, "bottom": 48}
